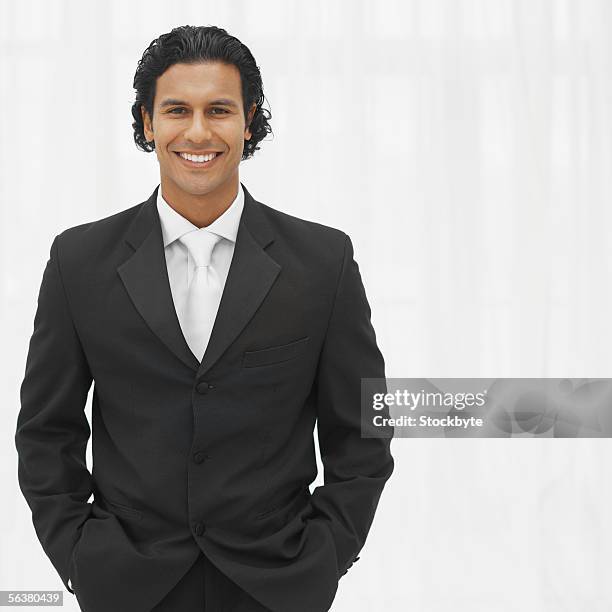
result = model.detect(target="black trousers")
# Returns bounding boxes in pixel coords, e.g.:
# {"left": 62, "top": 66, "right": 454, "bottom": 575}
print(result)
{"left": 151, "top": 552, "right": 272, "bottom": 611}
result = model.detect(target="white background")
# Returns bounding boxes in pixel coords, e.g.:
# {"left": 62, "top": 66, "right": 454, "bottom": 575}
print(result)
{"left": 3, "top": 1, "right": 612, "bottom": 610}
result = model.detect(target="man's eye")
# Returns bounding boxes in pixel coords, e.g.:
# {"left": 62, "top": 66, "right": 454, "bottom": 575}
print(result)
{"left": 167, "top": 108, "right": 227, "bottom": 115}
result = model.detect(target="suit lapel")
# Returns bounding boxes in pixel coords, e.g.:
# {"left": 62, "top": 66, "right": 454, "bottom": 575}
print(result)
{"left": 197, "top": 192, "right": 280, "bottom": 378}
{"left": 118, "top": 182, "right": 280, "bottom": 377}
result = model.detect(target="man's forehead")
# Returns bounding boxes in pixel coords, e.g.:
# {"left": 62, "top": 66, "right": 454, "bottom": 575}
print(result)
{"left": 155, "top": 62, "right": 242, "bottom": 105}
{"left": 158, "top": 61, "right": 240, "bottom": 84}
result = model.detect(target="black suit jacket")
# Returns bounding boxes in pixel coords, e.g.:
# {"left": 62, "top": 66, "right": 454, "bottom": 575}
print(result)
{"left": 15, "top": 183, "right": 394, "bottom": 612}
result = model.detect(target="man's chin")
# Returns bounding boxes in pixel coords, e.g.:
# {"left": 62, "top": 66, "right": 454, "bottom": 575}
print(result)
{"left": 167, "top": 176, "right": 220, "bottom": 197}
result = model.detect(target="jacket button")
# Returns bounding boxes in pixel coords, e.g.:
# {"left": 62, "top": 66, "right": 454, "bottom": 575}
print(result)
{"left": 196, "top": 381, "right": 210, "bottom": 394}
{"left": 193, "top": 522, "right": 205, "bottom": 536}
{"left": 193, "top": 451, "right": 210, "bottom": 464}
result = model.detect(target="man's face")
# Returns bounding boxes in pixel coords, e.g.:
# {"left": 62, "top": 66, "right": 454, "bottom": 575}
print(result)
{"left": 141, "top": 61, "right": 255, "bottom": 198}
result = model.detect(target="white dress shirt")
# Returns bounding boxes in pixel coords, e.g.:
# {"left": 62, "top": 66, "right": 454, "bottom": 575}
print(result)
{"left": 156, "top": 183, "right": 245, "bottom": 343}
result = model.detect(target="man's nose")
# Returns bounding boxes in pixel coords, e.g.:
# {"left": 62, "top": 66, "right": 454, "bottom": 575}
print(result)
{"left": 184, "top": 112, "right": 214, "bottom": 141}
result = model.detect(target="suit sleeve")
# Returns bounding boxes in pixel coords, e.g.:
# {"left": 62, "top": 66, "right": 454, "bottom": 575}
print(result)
{"left": 310, "top": 233, "right": 394, "bottom": 579}
{"left": 15, "top": 234, "right": 94, "bottom": 594}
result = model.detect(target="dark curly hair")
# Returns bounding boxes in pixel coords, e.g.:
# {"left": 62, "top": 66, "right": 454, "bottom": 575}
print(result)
{"left": 131, "top": 25, "right": 272, "bottom": 160}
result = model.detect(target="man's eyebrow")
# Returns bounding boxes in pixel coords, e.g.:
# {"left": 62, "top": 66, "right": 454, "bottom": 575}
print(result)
{"left": 159, "top": 97, "right": 240, "bottom": 109}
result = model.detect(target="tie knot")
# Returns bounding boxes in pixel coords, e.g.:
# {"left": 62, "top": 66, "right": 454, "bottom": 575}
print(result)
{"left": 179, "top": 229, "right": 222, "bottom": 268}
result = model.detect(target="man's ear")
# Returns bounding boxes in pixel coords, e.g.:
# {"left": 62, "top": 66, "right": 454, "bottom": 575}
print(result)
{"left": 141, "top": 105, "right": 153, "bottom": 143}
{"left": 244, "top": 103, "right": 257, "bottom": 141}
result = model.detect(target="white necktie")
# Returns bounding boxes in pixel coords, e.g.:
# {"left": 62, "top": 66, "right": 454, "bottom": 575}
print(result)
{"left": 178, "top": 229, "right": 223, "bottom": 362}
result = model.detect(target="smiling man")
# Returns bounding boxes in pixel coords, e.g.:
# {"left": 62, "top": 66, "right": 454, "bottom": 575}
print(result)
{"left": 144, "top": 60, "right": 256, "bottom": 228}
{"left": 15, "top": 25, "right": 394, "bottom": 612}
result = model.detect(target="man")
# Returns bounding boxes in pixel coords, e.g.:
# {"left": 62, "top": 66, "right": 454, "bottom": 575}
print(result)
{"left": 15, "top": 25, "right": 394, "bottom": 612}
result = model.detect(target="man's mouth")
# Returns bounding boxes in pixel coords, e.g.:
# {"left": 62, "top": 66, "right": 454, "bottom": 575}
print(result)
{"left": 174, "top": 151, "right": 223, "bottom": 168}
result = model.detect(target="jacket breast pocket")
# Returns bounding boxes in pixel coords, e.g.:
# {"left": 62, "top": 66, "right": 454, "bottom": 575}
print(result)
{"left": 242, "top": 336, "right": 310, "bottom": 368}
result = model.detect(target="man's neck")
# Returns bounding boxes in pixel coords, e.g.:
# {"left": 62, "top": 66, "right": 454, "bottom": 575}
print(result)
{"left": 160, "top": 178, "right": 239, "bottom": 228}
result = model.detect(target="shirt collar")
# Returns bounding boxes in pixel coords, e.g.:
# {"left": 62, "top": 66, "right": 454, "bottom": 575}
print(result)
{"left": 156, "top": 183, "right": 245, "bottom": 248}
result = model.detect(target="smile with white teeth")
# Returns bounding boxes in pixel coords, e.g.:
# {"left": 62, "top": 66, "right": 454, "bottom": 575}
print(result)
{"left": 178, "top": 152, "right": 220, "bottom": 163}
